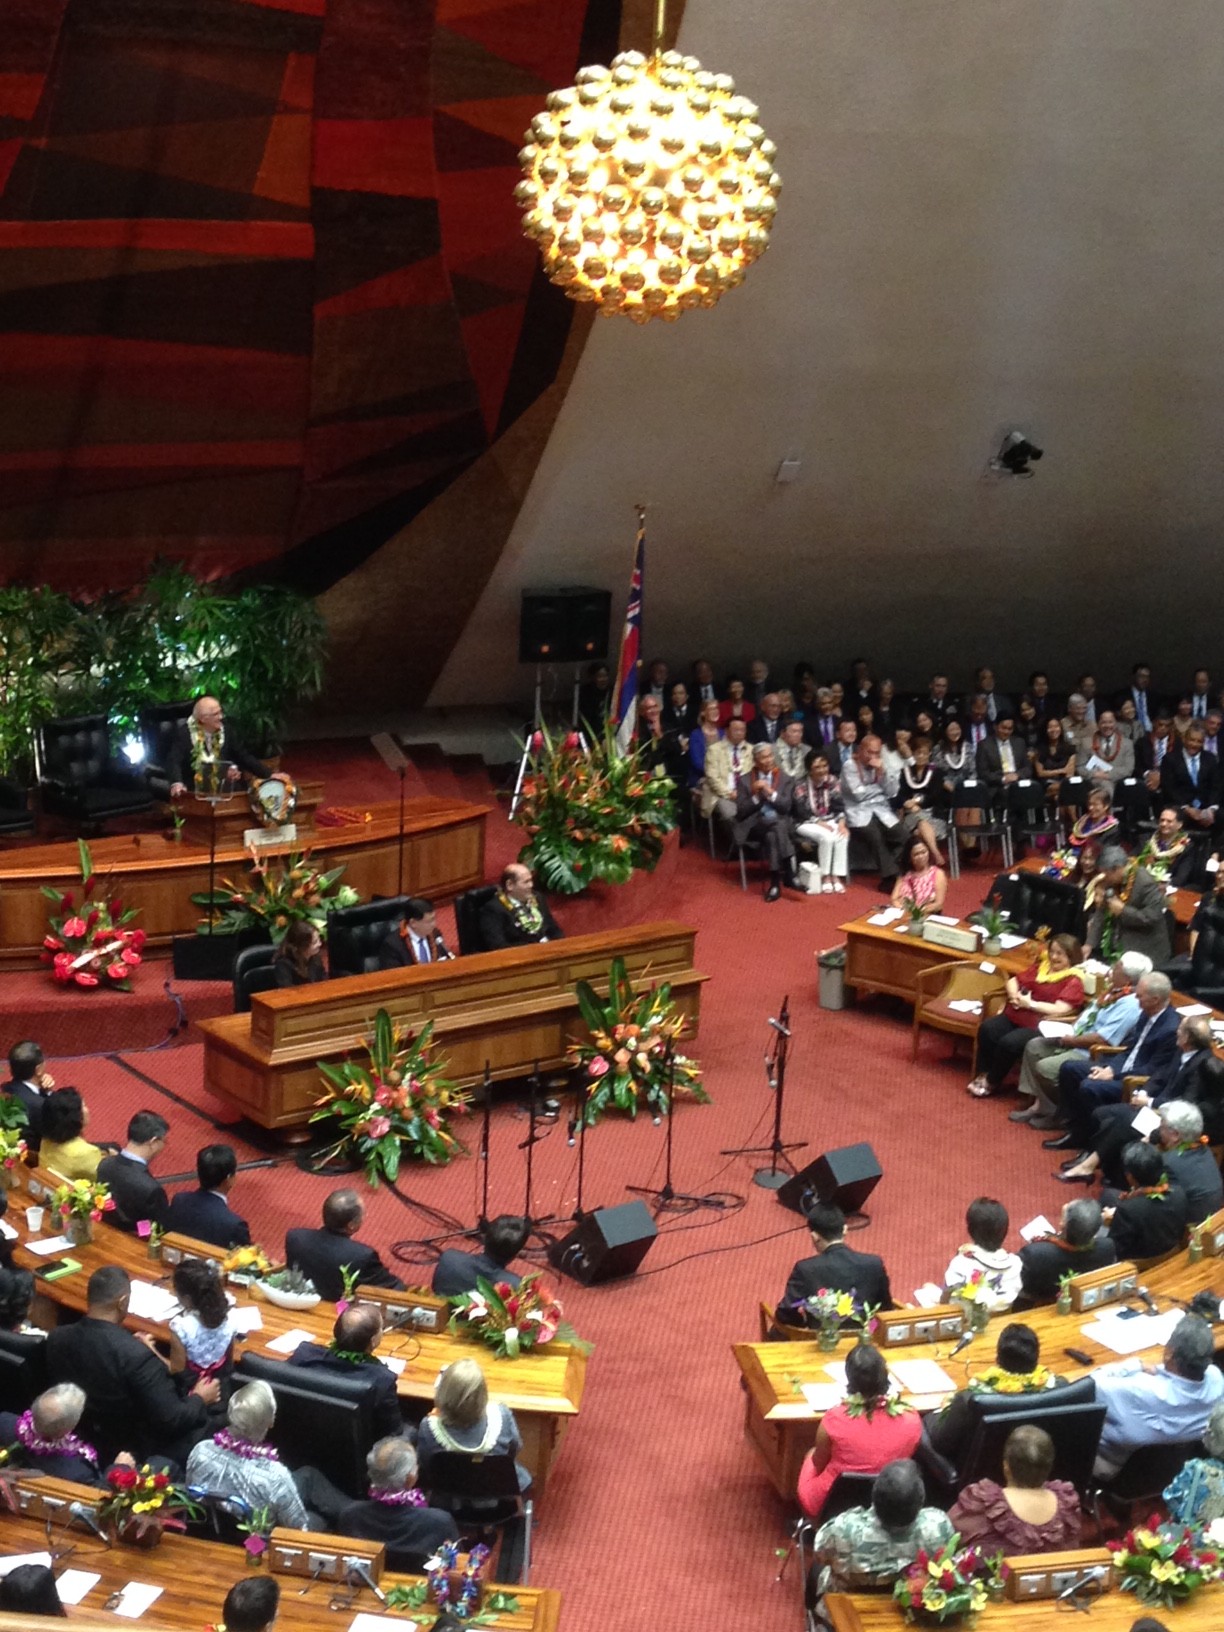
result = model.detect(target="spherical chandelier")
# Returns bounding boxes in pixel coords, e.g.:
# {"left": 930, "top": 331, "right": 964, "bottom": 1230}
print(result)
{"left": 516, "top": 42, "right": 781, "bottom": 325}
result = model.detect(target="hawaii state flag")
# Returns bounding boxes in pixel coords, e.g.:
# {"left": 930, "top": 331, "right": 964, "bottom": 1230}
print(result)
{"left": 612, "top": 517, "right": 645, "bottom": 754}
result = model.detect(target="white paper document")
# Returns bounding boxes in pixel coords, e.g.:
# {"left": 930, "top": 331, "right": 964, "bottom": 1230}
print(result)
{"left": 264, "top": 1327, "right": 316, "bottom": 1355}
{"left": 1082, "top": 1308, "right": 1182, "bottom": 1357}
{"left": 911, "top": 1282, "right": 944, "bottom": 1308}
{"left": 800, "top": 1382, "right": 845, "bottom": 1412}
{"left": 889, "top": 1358, "right": 957, "bottom": 1396}
{"left": 867, "top": 908, "right": 903, "bottom": 926}
{"left": 1021, "top": 1215, "right": 1056, "bottom": 1242}
{"left": 56, "top": 1569, "right": 102, "bottom": 1605}
{"left": 0, "top": 1219, "right": 16, "bottom": 1240}
{"left": 25, "top": 1234, "right": 74, "bottom": 1256}
{"left": 352, "top": 1616, "right": 415, "bottom": 1632}
{"left": 110, "top": 1582, "right": 164, "bottom": 1620}
{"left": 0, "top": 1552, "right": 52, "bottom": 1576}
{"left": 381, "top": 1356, "right": 407, "bottom": 1376}
{"left": 126, "top": 1280, "right": 180, "bottom": 1322}
{"left": 947, "top": 999, "right": 982, "bottom": 1014}
{"left": 1038, "top": 1019, "right": 1075, "bottom": 1040}
{"left": 1130, "top": 1105, "right": 1162, "bottom": 1137}
{"left": 229, "top": 1307, "right": 263, "bottom": 1336}
{"left": 1176, "top": 1003, "right": 1212, "bottom": 1018}
{"left": 928, "top": 914, "right": 960, "bottom": 926}
{"left": 998, "top": 933, "right": 1027, "bottom": 949}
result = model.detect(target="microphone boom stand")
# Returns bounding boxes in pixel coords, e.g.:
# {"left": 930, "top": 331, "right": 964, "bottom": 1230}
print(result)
{"left": 719, "top": 995, "right": 807, "bottom": 1189}
{"left": 628, "top": 1043, "right": 729, "bottom": 1214}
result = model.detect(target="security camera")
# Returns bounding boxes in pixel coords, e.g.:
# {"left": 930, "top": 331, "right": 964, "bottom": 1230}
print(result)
{"left": 992, "top": 430, "right": 1044, "bottom": 477}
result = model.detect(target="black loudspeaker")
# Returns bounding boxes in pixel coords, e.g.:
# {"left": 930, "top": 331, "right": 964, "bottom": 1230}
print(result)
{"left": 519, "top": 587, "right": 611, "bottom": 664}
{"left": 546, "top": 1200, "right": 657, "bottom": 1285}
{"left": 777, "top": 1141, "right": 883, "bottom": 1218}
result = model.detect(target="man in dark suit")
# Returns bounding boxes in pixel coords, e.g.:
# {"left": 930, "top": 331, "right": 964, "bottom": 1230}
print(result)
{"left": 432, "top": 1215, "right": 528, "bottom": 1298}
{"left": 690, "top": 659, "right": 719, "bottom": 708}
{"left": 777, "top": 1202, "right": 893, "bottom": 1325}
{"left": 1156, "top": 1102, "right": 1224, "bottom": 1225}
{"left": 1136, "top": 714, "right": 1177, "bottom": 791}
{"left": 966, "top": 667, "right": 1012, "bottom": 724}
{"left": 2, "top": 1040, "right": 53, "bottom": 1150}
{"left": 98, "top": 1110, "right": 170, "bottom": 1231}
{"left": 734, "top": 743, "right": 799, "bottom": 902}
{"left": 378, "top": 898, "right": 454, "bottom": 970}
{"left": 922, "top": 674, "right": 958, "bottom": 733}
{"left": 1048, "top": 973, "right": 1180, "bottom": 1157}
{"left": 1016, "top": 1199, "right": 1117, "bottom": 1305}
{"left": 336, "top": 1437, "right": 456, "bottom": 1571}
{"left": 165, "top": 695, "right": 273, "bottom": 797}
{"left": 1161, "top": 723, "right": 1221, "bottom": 836}
{"left": 289, "top": 1305, "right": 403, "bottom": 1441}
{"left": 1107, "top": 1141, "right": 1189, "bottom": 1260}
{"left": 285, "top": 1188, "right": 404, "bottom": 1302}
{"left": 1084, "top": 848, "right": 1173, "bottom": 966}
{"left": 0, "top": 1382, "right": 137, "bottom": 1485}
{"left": 973, "top": 715, "right": 1024, "bottom": 804}
{"left": 44, "top": 1265, "right": 219, "bottom": 1466}
{"left": 165, "top": 1144, "right": 251, "bottom": 1249}
{"left": 478, "top": 864, "right": 563, "bottom": 951}
{"left": 747, "top": 693, "right": 784, "bottom": 746}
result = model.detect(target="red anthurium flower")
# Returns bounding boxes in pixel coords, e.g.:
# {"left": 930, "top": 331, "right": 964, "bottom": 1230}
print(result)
{"left": 62, "top": 916, "right": 87, "bottom": 939}
{"left": 74, "top": 971, "right": 99, "bottom": 988}
{"left": 122, "top": 948, "right": 141, "bottom": 967}
{"left": 43, "top": 935, "right": 62, "bottom": 952}
{"left": 106, "top": 963, "right": 129, "bottom": 983}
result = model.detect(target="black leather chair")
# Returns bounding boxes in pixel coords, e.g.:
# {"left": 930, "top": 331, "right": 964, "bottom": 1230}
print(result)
{"left": 234, "top": 1352, "right": 381, "bottom": 1499}
{"left": 1178, "top": 905, "right": 1224, "bottom": 1007}
{"left": 233, "top": 944, "right": 277, "bottom": 1013}
{"left": 38, "top": 713, "right": 157, "bottom": 829}
{"left": 139, "top": 702, "right": 192, "bottom": 801}
{"left": 987, "top": 869, "right": 1087, "bottom": 942}
{"left": 963, "top": 1401, "right": 1106, "bottom": 1497}
{"left": 326, "top": 896, "right": 415, "bottom": 977}
{"left": 454, "top": 885, "right": 499, "bottom": 955}
{"left": 920, "top": 1375, "right": 1100, "bottom": 1495}
{"left": 421, "top": 1449, "right": 533, "bottom": 1583}
{"left": 0, "top": 1329, "right": 48, "bottom": 1410}
{"left": 1088, "top": 1437, "right": 1204, "bottom": 1535}
{"left": 1113, "top": 777, "right": 1158, "bottom": 839}
{"left": 0, "top": 778, "right": 34, "bottom": 837}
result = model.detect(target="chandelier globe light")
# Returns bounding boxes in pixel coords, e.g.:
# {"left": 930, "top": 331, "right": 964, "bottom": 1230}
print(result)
{"left": 516, "top": 22, "right": 781, "bottom": 325}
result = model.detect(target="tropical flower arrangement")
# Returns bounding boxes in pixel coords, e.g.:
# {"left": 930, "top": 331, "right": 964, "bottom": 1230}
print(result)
{"left": 894, "top": 1541, "right": 1005, "bottom": 1623}
{"left": 568, "top": 956, "right": 708, "bottom": 1124}
{"left": 97, "top": 1464, "right": 200, "bottom": 1542}
{"left": 53, "top": 1177, "right": 115, "bottom": 1225}
{"left": 385, "top": 1543, "right": 521, "bottom": 1621}
{"left": 42, "top": 840, "right": 145, "bottom": 991}
{"left": 312, "top": 1009, "right": 470, "bottom": 1183}
{"left": 236, "top": 1504, "right": 273, "bottom": 1563}
{"left": 191, "top": 845, "right": 358, "bottom": 942}
{"left": 511, "top": 720, "right": 677, "bottom": 894}
{"left": 448, "top": 1272, "right": 574, "bottom": 1359}
{"left": 1110, "top": 1521, "right": 1221, "bottom": 1608}
{"left": 797, "top": 1289, "right": 879, "bottom": 1349}
{"left": 0, "top": 1126, "right": 27, "bottom": 1180}
{"left": 222, "top": 1244, "right": 276, "bottom": 1282}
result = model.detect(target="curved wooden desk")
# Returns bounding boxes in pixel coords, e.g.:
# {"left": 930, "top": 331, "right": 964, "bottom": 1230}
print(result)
{"left": 826, "top": 1584, "right": 1222, "bottom": 1631}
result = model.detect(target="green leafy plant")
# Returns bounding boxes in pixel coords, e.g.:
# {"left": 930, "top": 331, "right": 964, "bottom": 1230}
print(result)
{"left": 568, "top": 956, "right": 708, "bottom": 1123}
{"left": 191, "top": 847, "right": 358, "bottom": 942}
{"left": 511, "top": 719, "right": 677, "bottom": 895}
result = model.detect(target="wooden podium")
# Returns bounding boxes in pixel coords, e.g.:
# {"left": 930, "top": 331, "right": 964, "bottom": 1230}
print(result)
{"left": 177, "top": 779, "right": 324, "bottom": 847}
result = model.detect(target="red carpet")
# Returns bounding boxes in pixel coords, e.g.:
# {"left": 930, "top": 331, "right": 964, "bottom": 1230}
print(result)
{"left": 25, "top": 760, "right": 1063, "bottom": 1632}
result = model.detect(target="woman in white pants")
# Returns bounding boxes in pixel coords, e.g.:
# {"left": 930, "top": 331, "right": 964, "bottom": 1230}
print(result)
{"left": 794, "top": 749, "right": 850, "bottom": 892}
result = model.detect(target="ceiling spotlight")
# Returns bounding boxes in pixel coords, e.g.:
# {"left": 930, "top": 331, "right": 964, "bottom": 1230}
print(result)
{"left": 992, "top": 430, "right": 1044, "bottom": 477}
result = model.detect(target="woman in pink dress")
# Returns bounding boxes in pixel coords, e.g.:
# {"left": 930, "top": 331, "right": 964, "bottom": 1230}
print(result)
{"left": 890, "top": 836, "right": 948, "bottom": 916}
{"left": 797, "top": 1345, "right": 922, "bottom": 1519}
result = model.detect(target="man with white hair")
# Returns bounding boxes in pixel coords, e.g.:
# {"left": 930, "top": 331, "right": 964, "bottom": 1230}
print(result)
{"left": 733, "top": 742, "right": 799, "bottom": 902}
{"left": 840, "top": 734, "right": 903, "bottom": 890}
{"left": 336, "top": 1437, "right": 457, "bottom": 1571}
{"left": 185, "top": 1381, "right": 311, "bottom": 1529}
{"left": 0, "top": 1383, "right": 135, "bottom": 1484}
{"left": 1157, "top": 1101, "right": 1224, "bottom": 1224}
{"left": 166, "top": 696, "right": 284, "bottom": 799}
{"left": 1093, "top": 1315, "right": 1224, "bottom": 1478}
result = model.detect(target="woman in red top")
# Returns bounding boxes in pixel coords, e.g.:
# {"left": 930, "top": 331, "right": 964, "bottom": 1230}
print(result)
{"left": 968, "top": 932, "right": 1085, "bottom": 1098}
{"left": 716, "top": 676, "right": 757, "bottom": 728}
{"left": 797, "top": 1344, "right": 921, "bottom": 1519}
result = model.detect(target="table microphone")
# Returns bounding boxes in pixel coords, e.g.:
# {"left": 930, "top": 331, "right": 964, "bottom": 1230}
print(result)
{"left": 68, "top": 1502, "right": 111, "bottom": 1546}
{"left": 768, "top": 1017, "right": 791, "bottom": 1037}
{"left": 345, "top": 1558, "right": 387, "bottom": 1604}
{"left": 1135, "top": 1285, "right": 1159, "bottom": 1315}
{"left": 948, "top": 1328, "right": 976, "bottom": 1358}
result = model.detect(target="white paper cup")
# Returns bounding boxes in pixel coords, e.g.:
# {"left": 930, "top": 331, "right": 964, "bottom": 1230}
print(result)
{"left": 25, "top": 1206, "right": 44, "bottom": 1233}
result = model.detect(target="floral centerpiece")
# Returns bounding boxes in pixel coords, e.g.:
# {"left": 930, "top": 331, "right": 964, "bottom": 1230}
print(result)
{"left": 222, "top": 1244, "right": 276, "bottom": 1284}
{"left": 568, "top": 956, "right": 708, "bottom": 1124}
{"left": 797, "top": 1289, "right": 878, "bottom": 1351}
{"left": 42, "top": 840, "right": 145, "bottom": 991}
{"left": 894, "top": 1541, "right": 1005, "bottom": 1623}
{"left": 191, "top": 846, "right": 358, "bottom": 942}
{"left": 384, "top": 1543, "right": 522, "bottom": 1621}
{"left": 53, "top": 1177, "right": 115, "bottom": 1245}
{"left": 0, "top": 1127, "right": 27, "bottom": 1188}
{"left": 1110, "top": 1521, "right": 1222, "bottom": 1608}
{"left": 236, "top": 1504, "right": 273, "bottom": 1566}
{"left": 97, "top": 1464, "right": 200, "bottom": 1546}
{"left": 948, "top": 1268, "right": 1001, "bottom": 1332}
{"left": 511, "top": 720, "right": 677, "bottom": 895}
{"left": 311, "top": 1009, "right": 469, "bottom": 1182}
{"left": 448, "top": 1271, "right": 581, "bottom": 1359}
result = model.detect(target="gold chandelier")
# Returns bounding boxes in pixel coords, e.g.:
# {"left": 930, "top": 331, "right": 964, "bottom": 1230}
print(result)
{"left": 516, "top": 25, "right": 781, "bottom": 325}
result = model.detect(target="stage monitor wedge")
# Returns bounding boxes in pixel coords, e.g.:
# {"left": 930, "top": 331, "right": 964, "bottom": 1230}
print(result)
{"left": 776, "top": 1141, "right": 883, "bottom": 1218}
{"left": 519, "top": 587, "right": 611, "bottom": 664}
{"left": 546, "top": 1200, "right": 657, "bottom": 1284}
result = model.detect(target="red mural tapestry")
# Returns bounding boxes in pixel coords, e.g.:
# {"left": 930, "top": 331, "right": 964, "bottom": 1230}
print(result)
{"left": 0, "top": 0, "right": 617, "bottom": 592}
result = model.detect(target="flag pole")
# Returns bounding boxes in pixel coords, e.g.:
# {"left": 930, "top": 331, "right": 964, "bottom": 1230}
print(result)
{"left": 612, "top": 506, "right": 647, "bottom": 756}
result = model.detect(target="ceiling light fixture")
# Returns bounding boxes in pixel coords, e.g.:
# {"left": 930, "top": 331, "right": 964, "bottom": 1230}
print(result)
{"left": 516, "top": 1, "right": 781, "bottom": 324}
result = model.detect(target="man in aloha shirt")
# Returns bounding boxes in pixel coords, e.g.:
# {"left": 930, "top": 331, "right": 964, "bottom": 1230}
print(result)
{"left": 808, "top": 1458, "right": 954, "bottom": 1604}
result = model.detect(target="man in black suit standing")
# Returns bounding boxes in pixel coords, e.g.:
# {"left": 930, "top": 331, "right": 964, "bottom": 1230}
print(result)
{"left": 1161, "top": 723, "right": 1220, "bottom": 838}
{"left": 378, "top": 898, "right": 454, "bottom": 970}
{"left": 165, "top": 696, "right": 276, "bottom": 798}
{"left": 289, "top": 1305, "right": 403, "bottom": 1441}
{"left": 45, "top": 1265, "right": 220, "bottom": 1465}
{"left": 776, "top": 1202, "right": 893, "bottom": 1325}
{"left": 285, "top": 1188, "right": 404, "bottom": 1302}
{"left": 336, "top": 1438, "right": 456, "bottom": 1571}
{"left": 2, "top": 1041, "right": 53, "bottom": 1150}
{"left": 432, "top": 1215, "right": 528, "bottom": 1298}
{"left": 98, "top": 1111, "right": 170, "bottom": 1231}
{"left": 165, "top": 1144, "right": 251, "bottom": 1249}
{"left": 478, "top": 864, "right": 563, "bottom": 951}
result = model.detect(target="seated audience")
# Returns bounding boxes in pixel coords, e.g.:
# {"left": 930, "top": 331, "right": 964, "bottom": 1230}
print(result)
{"left": 942, "top": 1198, "right": 1022, "bottom": 1311}
{"left": 949, "top": 1424, "right": 1082, "bottom": 1554}
{"left": 807, "top": 1457, "right": 953, "bottom": 1607}
{"left": 793, "top": 750, "right": 849, "bottom": 893}
{"left": 186, "top": 1380, "right": 311, "bottom": 1530}
{"left": 0, "top": 1382, "right": 133, "bottom": 1483}
{"left": 1105, "top": 1141, "right": 1189, "bottom": 1261}
{"left": 776, "top": 716, "right": 808, "bottom": 780}
{"left": 286, "top": 1187, "right": 405, "bottom": 1302}
{"left": 968, "top": 933, "right": 1085, "bottom": 1099}
{"left": 0, "top": 1263, "right": 38, "bottom": 1333}
{"left": 577, "top": 661, "right": 611, "bottom": 726}
{"left": 701, "top": 716, "right": 753, "bottom": 820}
{"left": 691, "top": 658, "right": 718, "bottom": 707}
{"left": 805, "top": 687, "right": 842, "bottom": 752}
{"left": 0, "top": 1564, "right": 64, "bottom": 1618}
{"left": 2, "top": 1039, "right": 53, "bottom": 1148}
{"left": 636, "top": 694, "right": 687, "bottom": 785}
{"left": 1049, "top": 972, "right": 1179, "bottom": 1155}
{"left": 1080, "top": 709, "right": 1134, "bottom": 786}
{"left": 662, "top": 679, "right": 695, "bottom": 735}
{"left": 926, "top": 1325, "right": 1058, "bottom": 1466}
{"left": 45, "top": 1264, "right": 220, "bottom": 1465}
{"left": 892, "top": 736, "right": 947, "bottom": 863}
{"left": 890, "top": 835, "right": 948, "bottom": 916}
{"left": 1017, "top": 1199, "right": 1117, "bottom": 1304}
{"left": 833, "top": 717, "right": 859, "bottom": 769}
{"left": 417, "top": 1355, "right": 530, "bottom": 1491}
{"left": 37, "top": 1087, "right": 105, "bottom": 1180}
{"left": 1137, "top": 712, "right": 1177, "bottom": 788}
{"left": 169, "top": 1258, "right": 242, "bottom": 1392}
{"left": 734, "top": 742, "right": 800, "bottom": 901}
{"left": 1015, "top": 693, "right": 1042, "bottom": 757}
{"left": 290, "top": 1305, "right": 404, "bottom": 1442}
{"left": 716, "top": 675, "right": 756, "bottom": 727}
{"left": 1064, "top": 786, "right": 1121, "bottom": 857}
{"left": 219, "top": 1577, "right": 280, "bottom": 1632}
{"left": 379, "top": 897, "right": 453, "bottom": 968}
{"left": 1155, "top": 1102, "right": 1223, "bottom": 1225}
{"left": 1164, "top": 1400, "right": 1224, "bottom": 1526}
{"left": 273, "top": 919, "right": 327, "bottom": 987}
{"left": 797, "top": 1343, "right": 921, "bottom": 1519}
{"left": 841, "top": 735, "right": 903, "bottom": 889}
{"left": 165, "top": 1143, "right": 251, "bottom": 1248}
{"left": 1084, "top": 846, "right": 1173, "bottom": 965}
{"left": 1032, "top": 717, "right": 1076, "bottom": 798}
{"left": 1137, "top": 808, "right": 1194, "bottom": 885}
{"left": 1161, "top": 722, "right": 1220, "bottom": 835}
{"left": 1094, "top": 1314, "right": 1223, "bottom": 1478}
{"left": 97, "top": 1109, "right": 170, "bottom": 1231}
{"left": 777, "top": 1202, "right": 893, "bottom": 1325}
{"left": 1011, "top": 952, "right": 1149, "bottom": 1129}
{"left": 933, "top": 718, "right": 974, "bottom": 792}
{"left": 336, "top": 1437, "right": 458, "bottom": 1571}
{"left": 687, "top": 699, "right": 723, "bottom": 789}
{"left": 432, "top": 1214, "right": 528, "bottom": 1298}
{"left": 479, "top": 863, "right": 563, "bottom": 949}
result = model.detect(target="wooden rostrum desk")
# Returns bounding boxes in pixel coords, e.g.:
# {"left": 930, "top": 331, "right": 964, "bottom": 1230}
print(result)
{"left": 825, "top": 1581, "right": 1224, "bottom": 1631}
{"left": 733, "top": 1247, "right": 1224, "bottom": 1499}
{"left": 199, "top": 920, "right": 706, "bottom": 1135}
{"left": 12, "top": 1169, "right": 586, "bottom": 1500}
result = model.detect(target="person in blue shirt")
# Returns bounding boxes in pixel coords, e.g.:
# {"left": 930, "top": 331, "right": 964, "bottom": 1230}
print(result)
{"left": 1093, "top": 1315, "right": 1224, "bottom": 1478}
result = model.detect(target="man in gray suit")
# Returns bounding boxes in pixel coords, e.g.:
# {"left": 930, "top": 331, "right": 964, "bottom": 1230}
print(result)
{"left": 1085, "top": 845, "right": 1173, "bottom": 965}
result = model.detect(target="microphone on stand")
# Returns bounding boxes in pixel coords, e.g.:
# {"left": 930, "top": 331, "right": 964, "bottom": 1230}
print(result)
{"left": 949, "top": 1328, "right": 976, "bottom": 1358}
{"left": 345, "top": 1558, "right": 387, "bottom": 1605}
{"left": 67, "top": 1502, "right": 111, "bottom": 1546}
{"left": 768, "top": 1017, "right": 791, "bottom": 1038}
{"left": 1135, "top": 1285, "right": 1159, "bottom": 1315}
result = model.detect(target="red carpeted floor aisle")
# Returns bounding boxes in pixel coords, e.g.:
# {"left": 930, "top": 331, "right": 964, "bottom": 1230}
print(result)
{"left": 29, "top": 751, "right": 1073, "bottom": 1631}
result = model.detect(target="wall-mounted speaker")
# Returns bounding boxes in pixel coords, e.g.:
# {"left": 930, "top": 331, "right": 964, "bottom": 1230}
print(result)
{"left": 546, "top": 1200, "right": 657, "bottom": 1284}
{"left": 777, "top": 1141, "right": 883, "bottom": 1218}
{"left": 519, "top": 587, "right": 611, "bottom": 665}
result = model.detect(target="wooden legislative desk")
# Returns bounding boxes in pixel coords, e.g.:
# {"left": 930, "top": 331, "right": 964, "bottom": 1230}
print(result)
{"left": 10, "top": 1172, "right": 587, "bottom": 1499}
{"left": 0, "top": 1513, "right": 561, "bottom": 1631}
{"left": 825, "top": 1583, "right": 1222, "bottom": 1631}
{"left": 0, "top": 796, "right": 488, "bottom": 968}
{"left": 839, "top": 910, "right": 1036, "bottom": 1004}
{"left": 199, "top": 920, "right": 706, "bottom": 1134}
{"left": 734, "top": 1248, "right": 1224, "bottom": 1498}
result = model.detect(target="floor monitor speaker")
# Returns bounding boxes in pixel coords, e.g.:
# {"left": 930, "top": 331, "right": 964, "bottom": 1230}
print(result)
{"left": 546, "top": 1200, "right": 658, "bottom": 1284}
{"left": 776, "top": 1141, "right": 883, "bottom": 1218}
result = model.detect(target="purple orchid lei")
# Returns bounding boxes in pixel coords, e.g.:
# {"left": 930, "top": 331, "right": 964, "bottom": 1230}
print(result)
{"left": 214, "top": 1428, "right": 279, "bottom": 1462}
{"left": 369, "top": 1486, "right": 428, "bottom": 1507}
{"left": 16, "top": 1410, "right": 97, "bottom": 1465}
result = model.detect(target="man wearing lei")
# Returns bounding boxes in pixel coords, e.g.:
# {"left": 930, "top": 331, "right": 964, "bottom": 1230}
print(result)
{"left": 335, "top": 1436, "right": 457, "bottom": 1571}
{"left": 1085, "top": 845, "right": 1172, "bottom": 967}
{"left": 185, "top": 1381, "right": 312, "bottom": 1529}
{"left": 926, "top": 1324, "right": 1059, "bottom": 1469}
{"left": 0, "top": 1383, "right": 130, "bottom": 1486}
{"left": 288, "top": 1305, "right": 405, "bottom": 1441}
{"left": 479, "top": 862, "right": 563, "bottom": 951}
{"left": 166, "top": 696, "right": 290, "bottom": 800}
{"left": 1136, "top": 806, "right": 1194, "bottom": 885}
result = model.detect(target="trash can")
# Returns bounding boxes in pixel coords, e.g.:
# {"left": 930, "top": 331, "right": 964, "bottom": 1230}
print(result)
{"left": 817, "top": 946, "right": 847, "bottom": 1011}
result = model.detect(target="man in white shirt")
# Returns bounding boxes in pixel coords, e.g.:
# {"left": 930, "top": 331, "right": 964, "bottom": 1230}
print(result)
{"left": 1093, "top": 1315, "right": 1224, "bottom": 1477}
{"left": 840, "top": 735, "right": 902, "bottom": 889}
